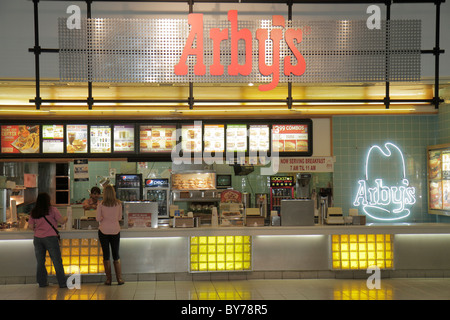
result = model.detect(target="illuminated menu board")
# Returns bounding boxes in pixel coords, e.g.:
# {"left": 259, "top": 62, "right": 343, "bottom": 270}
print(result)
{"left": 249, "top": 124, "right": 270, "bottom": 152}
{"left": 226, "top": 124, "right": 247, "bottom": 153}
{"left": 67, "top": 125, "right": 87, "bottom": 153}
{"left": 90, "top": 125, "right": 111, "bottom": 153}
{"left": 1, "top": 125, "right": 40, "bottom": 154}
{"left": 428, "top": 148, "right": 450, "bottom": 211}
{"left": 140, "top": 125, "right": 176, "bottom": 153}
{"left": 42, "top": 125, "right": 64, "bottom": 153}
{"left": 272, "top": 124, "right": 309, "bottom": 152}
{"left": 181, "top": 124, "right": 202, "bottom": 153}
{"left": 113, "top": 125, "right": 135, "bottom": 153}
{"left": 204, "top": 124, "right": 224, "bottom": 153}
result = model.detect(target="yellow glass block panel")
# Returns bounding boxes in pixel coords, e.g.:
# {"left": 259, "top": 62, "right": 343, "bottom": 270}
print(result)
{"left": 217, "top": 254, "right": 225, "bottom": 262}
{"left": 226, "top": 262, "right": 234, "bottom": 270}
{"left": 71, "top": 247, "right": 80, "bottom": 255}
{"left": 89, "top": 265, "right": 99, "bottom": 273}
{"left": 199, "top": 254, "right": 207, "bottom": 262}
{"left": 62, "top": 257, "right": 71, "bottom": 265}
{"left": 199, "top": 263, "right": 208, "bottom": 271}
{"left": 98, "top": 264, "right": 104, "bottom": 273}
{"left": 235, "top": 245, "right": 243, "bottom": 253}
{"left": 191, "top": 237, "right": 198, "bottom": 245}
{"left": 90, "top": 238, "right": 98, "bottom": 246}
{"left": 190, "top": 245, "right": 198, "bottom": 254}
{"left": 243, "top": 262, "right": 251, "bottom": 270}
{"left": 62, "top": 248, "right": 70, "bottom": 256}
{"left": 61, "top": 239, "right": 70, "bottom": 247}
{"left": 217, "top": 236, "right": 225, "bottom": 244}
{"left": 243, "top": 244, "right": 251, "bottom": 253}
{"left": 81, "top": 247, "right": 89, "bottom": 255}
{"left": 208, "top": 237, "right": 216, "bottom": 245}
{"left": 80, "top": 265, "right": 89, "bottom": 274}
{"left": 226, "top": 245, "right": 234, "bottom": 253}
{"left": 90, "top": 247, "right": 98, "bottom": 255}
{"left": 71, "top": 239, "right": 79, "bottom": 246}
{"left": 199, "top": 237, "right": 207, "bottom": 245}
{"left": 80, "top": 256, "right": 89, "bottom": 265}
{"left": 235, "top": 253, "right": 243, "bottom": 262}
{"left": 217, "top": 245, "right": 225, "bottom": 253}
{"left": 217, "top": 262, "right": 226, "bottom": 271}
{"left": 226, "top": 254, "right": 234, "bottom": 262}
{"left": 235, "top": 236, "right": 243, "bottom": 244}
{"left": 208, "top": 263, "right": 216, "bottom": 271}
{"left": 235, "top": 262, "right": 243, "bottom": 270}
{"left": 332, "top": 234, "right": 394, "bottom": 271}
{"left": 208, "top": 254, "right": 216, "bottom": 262}
{"left": 90, "top": 256, "right": 98, "bottom": 264}
{"left": 243, "top": 236, "right": 251, "bottom": 244}
{"left": 81, "top": 239, "right": 89, "bottom": 246}
{"left": 243, "top": 253, "right": 251, "bottom": 261}
{"left": 208, "top": 245, "right": 216, "bottom": 253}
{"left": 71, "top": 256, "right": 80, "bottom": 265}
{"left": 191, "top": 254, "right": 198, "bottom": 262}
{"left": 199, "top": 245, "right": 207, "bottom": 254}
{"left": 226, "top": 236, "right": 234, "bottom": 244}
{"left": 191, "top": 263, "right": 199, "bottom": 271}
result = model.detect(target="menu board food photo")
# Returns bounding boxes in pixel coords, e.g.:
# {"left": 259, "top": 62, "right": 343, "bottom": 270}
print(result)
{"left": 249, "top": 124, "right": 270, "bottom": 152}
{"left": 226, "top": 124, "right": 247, "bottom": 153}
{"left": 1, "top": 125, "right": 40, "bottom": 154}
{"left": 272, "top": 124, "right": 309, "bottom": 152}
{"left": 140, "top": 125, "right": 176, "bottom": 153}
{"left": 204, "top": 124, "right": 224, "bottom": 153}
{"left": 428, "top": 144, "right": 450, "bottom": 213}
{"left": 181, "top": 124, "right": 202, "bottom": 153}
{"left": 67, "top": 124, "right": 87, "bottom": 153}
{"left": 90, "top": 125, "right": 111, "bottom": 153}
{"left": 114, "top": 125, "right": 135, "bottom": 153}
{"left": 42, "top": 125, "right": 64, "bottom": 153}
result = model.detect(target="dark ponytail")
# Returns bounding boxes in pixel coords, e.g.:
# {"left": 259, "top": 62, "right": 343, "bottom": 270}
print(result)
{"left": 30, "top": 193, "right": 51, "bottom": 219}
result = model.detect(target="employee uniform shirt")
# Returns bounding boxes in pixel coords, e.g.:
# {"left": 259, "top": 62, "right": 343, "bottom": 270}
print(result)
{"left": 96, "top": 202, "right": 122, "bottom": 235}
{"left": 28, "top": 207, "right": 62, "bottom": 238}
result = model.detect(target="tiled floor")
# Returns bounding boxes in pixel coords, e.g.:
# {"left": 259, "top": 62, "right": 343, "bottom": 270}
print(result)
{"left": 1, "top": 278, "right": 450, "bottom": 300}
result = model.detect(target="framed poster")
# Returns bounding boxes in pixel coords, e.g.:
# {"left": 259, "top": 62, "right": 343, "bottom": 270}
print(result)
{"left": 113, "top": 124, "right": 135, "bottom": 153}
{"left": 1, "top": 125, "right": 40, "bottom": 154}
{"left": 226, "top": 124, "right": 247, "bottom": 153}
{"left": 204, "top": 124, "right": 225, "bottom": 153}
{"left": 272, "top": 123, "right": 310, "bottom": 153}
{"left": 42, "top": 125, "right": 64, "bottom": 153}
{"left": 249, "top": 124, "right": 270, "bottom": 152}
{"left": 90, "top": 125, "right": 111, "bottom": 153}
{"left": 181, "top": 124, "right": 202, "bottom": 153}
{"left": 140, "top": 125, "right": 176, "bottom": 153}
{"left": 67, "top": 125, "right": 88, "bottom": 153}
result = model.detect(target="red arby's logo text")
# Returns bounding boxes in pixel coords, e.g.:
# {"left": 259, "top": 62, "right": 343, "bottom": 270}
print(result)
{"left": 174, "top": 10, "right": 306, "bottom": 91}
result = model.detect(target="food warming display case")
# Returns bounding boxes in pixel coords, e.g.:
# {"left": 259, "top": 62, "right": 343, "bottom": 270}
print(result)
{"left": 428, "top": 143, "right": 450, "bottom": 215}
{"left": 270, "top": 176, "right": 295, "bottom": 214}
{"left": 115, "top": 174, "right": 142, "bottom": 201}
{"left": 144, "top": 178, "right": 170, "bottom": 218}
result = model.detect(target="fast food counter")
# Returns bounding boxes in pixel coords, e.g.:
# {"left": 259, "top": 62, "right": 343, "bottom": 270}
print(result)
{"left": 1, "top": 223, "right": 450, "bottom": 282}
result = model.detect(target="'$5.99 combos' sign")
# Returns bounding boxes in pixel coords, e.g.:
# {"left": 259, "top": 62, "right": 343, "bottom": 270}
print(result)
{"left": 353, "top": 143, "right": 416, "bottom": 221}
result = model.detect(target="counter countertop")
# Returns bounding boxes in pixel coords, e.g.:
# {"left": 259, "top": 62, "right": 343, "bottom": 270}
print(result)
{"left": 2, "top": 223, "right": 450, "bottom": 240}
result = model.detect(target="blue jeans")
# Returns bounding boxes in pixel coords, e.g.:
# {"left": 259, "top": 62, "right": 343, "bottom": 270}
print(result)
{"left": 33, "top": 236, "right": 66, "bottom": 288}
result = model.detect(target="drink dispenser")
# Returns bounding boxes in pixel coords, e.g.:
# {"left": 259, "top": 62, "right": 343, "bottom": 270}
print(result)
{"left": 296, "top": 173, "right": 311, "bottom": 199}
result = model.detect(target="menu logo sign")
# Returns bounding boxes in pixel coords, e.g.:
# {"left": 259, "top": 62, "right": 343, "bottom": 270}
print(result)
{"left": 353, "top": 143, "right": 416, "bottom": 221}
{"left": 175, "top": 10, "right": 306, "bottom": 91}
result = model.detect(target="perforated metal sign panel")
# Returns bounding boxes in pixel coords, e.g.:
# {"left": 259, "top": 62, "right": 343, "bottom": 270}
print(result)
{"left": 58, "top": 17, "right": 421, "bottom": 84}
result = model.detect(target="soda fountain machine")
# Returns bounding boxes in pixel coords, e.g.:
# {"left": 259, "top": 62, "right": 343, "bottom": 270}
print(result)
{"left": 269, "top": 176, "right": 294, "bottom": 214}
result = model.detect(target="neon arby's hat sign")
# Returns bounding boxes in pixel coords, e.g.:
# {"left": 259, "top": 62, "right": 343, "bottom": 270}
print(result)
{"left": 353, "top": 142, "right": 416, "bottom": 221}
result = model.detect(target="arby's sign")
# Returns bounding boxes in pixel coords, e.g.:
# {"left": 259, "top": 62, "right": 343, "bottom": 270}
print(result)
{"left": 174, "top": 10, "right": 306, "bottom": 91}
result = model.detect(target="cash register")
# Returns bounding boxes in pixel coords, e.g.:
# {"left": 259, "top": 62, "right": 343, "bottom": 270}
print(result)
{"left": 326, "top": 207, "right": 345, "bottom": 225}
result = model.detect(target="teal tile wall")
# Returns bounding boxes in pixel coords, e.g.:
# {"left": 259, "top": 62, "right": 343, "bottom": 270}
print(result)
{"left": 438, "top": 103, "right": 450, "bottom": 144}
{"left": 333, "top": 115, "right": 438, "bottom": 223}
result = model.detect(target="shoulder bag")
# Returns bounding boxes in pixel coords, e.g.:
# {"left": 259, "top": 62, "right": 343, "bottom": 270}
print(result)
{"left": 43, "top": 216, "right": 61, "bottom": 242}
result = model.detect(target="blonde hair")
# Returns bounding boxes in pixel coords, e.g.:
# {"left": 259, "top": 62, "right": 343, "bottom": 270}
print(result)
{"left": 101, "top": 185, "right": 121, "bottom": 207}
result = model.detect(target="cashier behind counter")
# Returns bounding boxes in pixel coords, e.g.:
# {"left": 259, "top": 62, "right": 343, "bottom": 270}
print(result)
{"left": 82, "top": 187, "right": 101, "bottom": 210}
